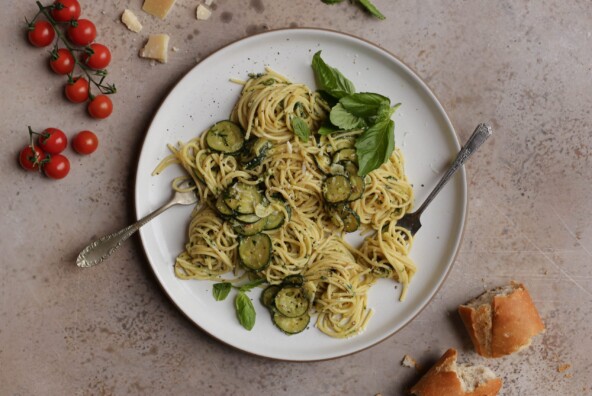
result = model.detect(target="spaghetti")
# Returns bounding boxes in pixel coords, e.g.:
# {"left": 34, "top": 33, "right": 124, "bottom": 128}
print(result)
{"left": 154, "top": 67, "right": 415, "bottom": 338}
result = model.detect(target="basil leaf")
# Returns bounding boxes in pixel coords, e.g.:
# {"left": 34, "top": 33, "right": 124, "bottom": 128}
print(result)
{"left": 213, "top": 282, "right": 232, "bottom": 301}
{"left": 322, "top": 0, "right": 344, "bottom": 3}
{"left": 312, "top": 51, "right": 355, "bottom": 99}
{"left": 291, "top": 116, "right": 310, "bottom": 142}
{"left": 339, "top": 93, "right": 390, "bottom": 118}
{"left": 330, "top": 103, "right": 367, "bottom": 130}
{"left": 238, "top": 278, "right": 265, "bottom": 293}
{"left": 358, "top": 0, "right": 386, "bottom": 20}
{"left": 355, "top": 119, "right": 395, "bottom": 176}
{"left": 318, "top": 121, "right": 339, "bottom": 136}
{"left": 235, "top": 291, "right": 256, "bottom": 330}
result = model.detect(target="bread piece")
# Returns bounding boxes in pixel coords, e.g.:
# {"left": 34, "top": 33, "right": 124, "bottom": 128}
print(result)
{"left": 458, "top": 282, "right": 545, "bottom": 358}
{"left": 410, "top": 348, "right": 502, "bottom": 396}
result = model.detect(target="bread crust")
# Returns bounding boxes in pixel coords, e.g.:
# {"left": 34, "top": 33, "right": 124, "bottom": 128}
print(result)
{"left": 410, "top": 349, "right": 502, "bottom": 396}
{"left": 458, "top": 282, "right": 545, "bottom": 358}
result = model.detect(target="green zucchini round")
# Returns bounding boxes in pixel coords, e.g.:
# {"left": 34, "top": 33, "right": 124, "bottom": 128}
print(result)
{"left": 272, "top": 312, "right": 310, "bottom": 335}
{"left": 205, "top": 120, "right": 245, "bottom": 154}
{"left": 238, "top": 233, "right": 272, "bottom": 271}
{"left": 274, "top": 287, "right": 309, "bottom": 318}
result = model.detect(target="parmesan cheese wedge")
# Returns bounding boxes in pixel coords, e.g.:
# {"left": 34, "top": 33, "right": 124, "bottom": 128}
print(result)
{"left": 142, "top": 0, "right": 176, "bottom": 19}
{"left": 196, "top": 4, "right": 212, "bottom": 20}
{"left": 121, "top": 9, "right": 142, "bottom": 33}
{"left": 140, "top": 34, "right": 170, "bottom": 63}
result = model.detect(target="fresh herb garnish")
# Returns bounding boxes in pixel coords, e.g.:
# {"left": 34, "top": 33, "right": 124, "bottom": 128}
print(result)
{"left": 321, "top": 0, "right": 385, "bottom": 20}
{"left": 235, "top": 292, "right": 256, "bottom": 330}
{"left": 212, "top": 278, "right": 265, "bottom": 330}
{"left": 312, "top": 51, "right": 355, "bottom": 99}
{"left": 311, "top": 51, "right": 401, "bottom": 176}
{"left": 213, "top": 282, "right": 232, "bottom": 301}
{"left": 291, "top": 116, "right": 310, "bottom": 142}
{"left": 358, "top": 0, "right": 385, "bottom": 20}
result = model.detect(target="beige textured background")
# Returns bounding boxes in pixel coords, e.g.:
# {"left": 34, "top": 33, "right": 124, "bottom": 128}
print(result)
{"left": 1, "top": 1, "right": 591, "bottom": 395}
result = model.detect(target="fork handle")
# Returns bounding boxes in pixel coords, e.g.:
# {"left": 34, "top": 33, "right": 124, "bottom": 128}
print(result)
{"left": 414, "top": 123, "right": 492, "bottom": 216}
{"left": 76, "top": 199, "right": 178, "bottom": 268}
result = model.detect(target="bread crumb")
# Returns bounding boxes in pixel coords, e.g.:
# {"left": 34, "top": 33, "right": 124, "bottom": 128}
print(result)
{"left": 557, "top": 363, "right": 571, "bottom": 373}
{"left": 401, "top": 354, "right": 420, "bottom": 370}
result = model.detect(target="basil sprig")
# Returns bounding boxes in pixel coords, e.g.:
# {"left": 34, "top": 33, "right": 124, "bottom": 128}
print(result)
{"left": 312, "top": 51, "right": 401, "bottom": 176}
{"left": 212, "top": 278, "right": 265, "bottom": 331}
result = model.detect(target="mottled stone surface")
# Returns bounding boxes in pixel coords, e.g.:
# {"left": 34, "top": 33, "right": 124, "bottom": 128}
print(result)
{"left": 1, "top": 1, "right": 590, "bottom": 395}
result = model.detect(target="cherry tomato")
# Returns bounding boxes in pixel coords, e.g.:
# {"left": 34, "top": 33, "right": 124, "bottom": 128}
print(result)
{"left": 49, "top": 48, "right": 75, "bottom": 75}
{"left": 38, "top": 128, "right": 68, "bottom": 155}
{"left": 65, "top": 77, "right": 89, "bottom": 103}
{"left": 43, "top": 154, "right": 70, "bottom": 179}
{"left": 88, "top": 95, "right": 113, "bottom": 119}
{"left": 67, "top": 19, "right": 96, "bottom": 46}
{"left": 19, "top": 145, "right": 46, "bottom": 171}
{"left": 81, "top": 43, "right": 111, "bottom": 69}
{"left": 72, "top": 130, "right": 98, "bottom": 155}
{"left": 51, "top": 0, "right": 81, "bottom": 22}
{"left": 28, "top": 20, "right": 55, "bottom": 47}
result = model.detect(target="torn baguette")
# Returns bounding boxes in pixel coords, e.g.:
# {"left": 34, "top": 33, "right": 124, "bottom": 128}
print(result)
{"left": 458, "top": 281, "right": 545, "bottom": 358}
{"left": 410, "top": 348, "right": 502, "bottom": 396}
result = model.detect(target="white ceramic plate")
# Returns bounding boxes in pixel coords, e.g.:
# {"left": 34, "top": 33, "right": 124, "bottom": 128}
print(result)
{"left": 135, "top": 29, "right": 466, "bottom": 361}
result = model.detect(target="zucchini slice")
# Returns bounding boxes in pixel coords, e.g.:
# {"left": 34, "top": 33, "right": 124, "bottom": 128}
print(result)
{"left": 274, "top": 287, "right": 309, "bottom": 318}
{"left": 332, "top": 135, "right": 356, "bottom": 151}
{"left": 238, "top": 233, "right": 272, "bottom": 271}
{"left": 215, "top": 194, "right": 234, "bottom": 217}
{"left": 338, "top": 205, "right": 361, "bottom": 233}
{"left": 263, "top": 199, "right": 290, "bottom": 230}
{"left": 322, "top": 175, "right": 352, "bottom": 204}
{"left": 260, "top": 285, "right": 281, "bottom": 310}
{"left": 314, "top": 151, "right": 332, "bottom": 175}
{"left": 235, "top": 213, "right": 263, "bottom": 224}
{"left": 343, "top": 161, "right": 365, "bottom": 201}
{"left": 281, "top": 274, "right": 304, "bottom": 287}
{"left": 224, "top": 181, "right": 263, "bottom": 214}
{"left": 272, "top": 312, "right": 310, "bottom": 335}
{"left": 205, "top": 120, "right": 245, "bottom": 154}
{"left": 332, "top": 148, "right": 357, "bottom": 164}
{"left": 232, "top": 217, "right": 268, "bottom": 236}
{"left": 239, "top": 138, "right": 272, "bottom": 169}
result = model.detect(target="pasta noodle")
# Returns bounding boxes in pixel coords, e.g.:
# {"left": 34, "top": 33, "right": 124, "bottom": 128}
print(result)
{"left": 154, "top": 67, "right": 415, "bottom": 338}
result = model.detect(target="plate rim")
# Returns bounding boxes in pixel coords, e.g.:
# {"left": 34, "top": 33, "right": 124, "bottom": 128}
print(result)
{"left": 133, "top": 27, "right": 468, "bottom": 361}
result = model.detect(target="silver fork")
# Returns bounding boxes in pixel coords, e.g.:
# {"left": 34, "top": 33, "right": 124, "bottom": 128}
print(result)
{"left": 76, "top": 182, "right": 198, "bottom": 268}
{"left": 396, "top": 123, "right": 492, "bottom": 236}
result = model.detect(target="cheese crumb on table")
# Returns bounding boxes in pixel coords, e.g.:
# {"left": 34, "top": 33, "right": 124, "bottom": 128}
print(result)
{"left": 142, "top": 0, "right": 177, "bottom": 19}
{"left": 140, "top": 34, "right": 170, "bottom": 63}
{"left": 121, "top": 9, "right": 142, "bottom": 33}
{"left": 196, "top": 4, "right": 212, "bottom": 20}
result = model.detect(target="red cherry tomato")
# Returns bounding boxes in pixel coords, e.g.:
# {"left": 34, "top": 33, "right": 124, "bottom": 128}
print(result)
{"left": 65, "top": 77, "right": 89, "bottom": 103}
{"left": 51, "top": 0, "right": 81, "bottom": 22}
{"left": 43, "top": 154, "right": 70, "bottom": 179}
{"left": 38, "top": 128, "right": 68, "bottom": 155}
{"left": 81, "top": 43, "right": 111, "bottom": 69}
{"left": 49, "top": 48, "right": 75, "bottom": 75}
{"left": 88, "top": 95, "right": 113, "bottom": 119}
{"left": 67, "top": 19, "right": 96, "bottom": 46}
{"left": 19, "top": 145, "right": 46, "bottom": 171}
{"left": 72, "top": 130, "right": 98, "bottom": 155}
{"left": 28, "top": 20, "right": 55, "bottom": 47}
